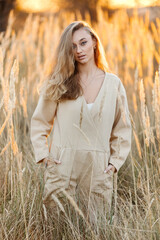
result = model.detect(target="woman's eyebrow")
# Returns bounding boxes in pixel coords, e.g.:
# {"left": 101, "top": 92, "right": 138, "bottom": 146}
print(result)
{"left": 79, "top": 38, "right": 87, "bottom": 41}
{"left": 72, "top": 38, "right": 87, "bottom": 44}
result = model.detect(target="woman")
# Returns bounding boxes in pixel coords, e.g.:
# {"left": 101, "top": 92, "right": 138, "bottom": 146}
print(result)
{"left": 30, "top": 20, "right": 132, "bottom": 225}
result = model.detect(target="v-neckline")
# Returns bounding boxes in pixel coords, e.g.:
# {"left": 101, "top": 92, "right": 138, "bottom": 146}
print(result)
{"left": 82, "top": 71, "right": 107, "bottom": 107}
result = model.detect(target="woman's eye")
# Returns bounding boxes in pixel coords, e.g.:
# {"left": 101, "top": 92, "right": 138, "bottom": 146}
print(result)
{"left": 81, "top": 41, "right": 87, "bottom": 45}
{"left": 72, "top": 41, "right": 87, "bottom": 50}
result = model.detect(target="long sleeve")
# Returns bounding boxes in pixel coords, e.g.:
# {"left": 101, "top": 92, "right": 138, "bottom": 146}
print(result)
{"left": 30, "top": 94, "right": 58, "bottom": 163}
{"left": 108, "top": 79, "right": 132, "bottom": 172}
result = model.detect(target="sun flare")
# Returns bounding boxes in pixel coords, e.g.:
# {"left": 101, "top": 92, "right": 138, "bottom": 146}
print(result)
{"left": 16, "top": 0, "right": 158, "bottom": 12}
{"left": 16, "top": 0, "right": 59, "bottom": 12}
{"left": 111, "top": 0, "right": 158, "bottom": 7}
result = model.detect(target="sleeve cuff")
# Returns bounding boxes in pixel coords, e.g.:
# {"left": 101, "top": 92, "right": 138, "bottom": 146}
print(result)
{"left": 35, "top": 151, "right": 50, "bottom": 164}
{"left": 108, "top": 162, "right": 117, "bottom": 173}
{"left": 108, "top": 157, "right": 123, "bottom": 173}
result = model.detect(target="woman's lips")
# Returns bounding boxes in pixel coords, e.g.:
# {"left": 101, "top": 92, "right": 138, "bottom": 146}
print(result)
{"left": 78, "top": 55, "right": 86, "bottom": 59}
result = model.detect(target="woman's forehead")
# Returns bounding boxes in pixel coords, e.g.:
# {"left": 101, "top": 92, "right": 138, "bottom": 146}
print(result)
{"left": 72, "top": 29, "right": 91, "bottom": 43}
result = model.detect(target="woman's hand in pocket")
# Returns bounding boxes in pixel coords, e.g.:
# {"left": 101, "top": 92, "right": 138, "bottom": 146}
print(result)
{"left": 42, "top": 157, "right": 61, "bottom": 168}
{"left": 104, "top": 163, "right": 116, "bottom": 173}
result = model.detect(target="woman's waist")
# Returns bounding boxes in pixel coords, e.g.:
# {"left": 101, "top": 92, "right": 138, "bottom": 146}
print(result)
{"left": 49, "top": 143, "right": 110, "bottom": 154}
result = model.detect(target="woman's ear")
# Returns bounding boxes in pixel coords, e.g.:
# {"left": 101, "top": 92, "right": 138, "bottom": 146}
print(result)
{"left": 92, "top": 37, "right": 97, "bottom": 49}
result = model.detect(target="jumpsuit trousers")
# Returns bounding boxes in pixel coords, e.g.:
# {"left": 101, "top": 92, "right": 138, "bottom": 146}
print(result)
{"left": 42, "top": 145, "right": 114, "bottom": 227}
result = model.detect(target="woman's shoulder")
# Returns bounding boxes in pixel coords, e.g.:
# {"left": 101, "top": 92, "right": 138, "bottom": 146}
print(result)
{"left": 105, "top": 72, "right": 122, "bottom": 88}
{"left": 105, "top": 72, "right": 128, "bottom": 99}
{"left": 105, "top": 72, "right": 121, "bottom": 82}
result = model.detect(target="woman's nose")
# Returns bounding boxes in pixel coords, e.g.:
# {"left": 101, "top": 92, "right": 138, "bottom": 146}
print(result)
{"left": 76, "top": 45, "right": 82, "bottom": 53}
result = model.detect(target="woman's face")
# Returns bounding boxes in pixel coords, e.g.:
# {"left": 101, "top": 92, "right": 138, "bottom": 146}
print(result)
{"left": 72, "top": 28, "right": 96, "bottom": 64}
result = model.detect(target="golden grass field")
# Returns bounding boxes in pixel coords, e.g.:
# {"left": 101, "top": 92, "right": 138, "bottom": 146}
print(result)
{"left": 0, "top": 8, "right": 160, "bottom": 240}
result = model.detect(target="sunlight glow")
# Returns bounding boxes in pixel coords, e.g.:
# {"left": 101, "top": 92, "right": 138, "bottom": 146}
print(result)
{"left": 16, "top": 0, "right": 158, "bottom": 12}
{"left": 16, "top": 0, "right": 59, "bottom": 12}
{"left": 111, "top": 0, "right": 158, "bottom": 7}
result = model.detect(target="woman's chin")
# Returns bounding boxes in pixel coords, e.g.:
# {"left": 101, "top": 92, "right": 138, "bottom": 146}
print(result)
{"left": 77, "top": 58, "right": 88, "bottom": 64}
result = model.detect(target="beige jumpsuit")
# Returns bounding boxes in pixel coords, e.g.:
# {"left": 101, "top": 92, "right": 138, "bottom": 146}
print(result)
{"left": 30, "top": 72, "right": 132, "bottom": 222}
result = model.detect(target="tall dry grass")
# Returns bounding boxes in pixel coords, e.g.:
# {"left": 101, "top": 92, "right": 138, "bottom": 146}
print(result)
{"left": 0, "top": 8, "right": 160, "bottom": 240}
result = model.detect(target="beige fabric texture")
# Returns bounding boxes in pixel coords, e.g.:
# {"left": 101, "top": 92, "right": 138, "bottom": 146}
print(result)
{"left": 30, "top": 72, "right": 132, "bottom": 218}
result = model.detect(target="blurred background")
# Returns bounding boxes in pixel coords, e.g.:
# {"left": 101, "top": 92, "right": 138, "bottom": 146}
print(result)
{"left": 0, "top": 0, "right": 160, "bottom": 31}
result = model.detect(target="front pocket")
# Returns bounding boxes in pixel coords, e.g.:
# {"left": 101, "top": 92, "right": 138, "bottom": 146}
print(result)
{"left": 105, "top": 169, "right": 114, "bottom": 177}
{"left": 104, "top": 150, "right": 110, "bottom": 169}
{"left": 49, "top": 145, "right": 62, "bottom": 161}
{"left": 45, "top": 159, "right": 57, "bottom": 168}
{"left": 45, "top": 147, "right": 65, "bottom": 172}
{"left": 48, "top": 146, "right": 75, "bottom": 179}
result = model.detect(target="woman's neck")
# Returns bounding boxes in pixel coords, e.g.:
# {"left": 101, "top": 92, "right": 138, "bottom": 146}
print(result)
{"left": 77, "top": 60, "right": 97, "bottom": 78}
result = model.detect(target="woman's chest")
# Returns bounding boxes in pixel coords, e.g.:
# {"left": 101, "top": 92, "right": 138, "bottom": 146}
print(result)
{"left": 56, "top": 81, "right": 117, "bottom": 128}
{"left": 82, "top": 77, "right": 105, "bottom": 104}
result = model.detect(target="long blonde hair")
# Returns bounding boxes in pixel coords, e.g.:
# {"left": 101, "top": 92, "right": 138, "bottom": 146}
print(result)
{"left": 39, "top": 20, "right": 110, "bottom": 102}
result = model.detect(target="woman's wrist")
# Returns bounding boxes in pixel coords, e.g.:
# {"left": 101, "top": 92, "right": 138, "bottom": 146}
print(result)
{"left": 108, "top": 163, "right": 117, "bottom": 173}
